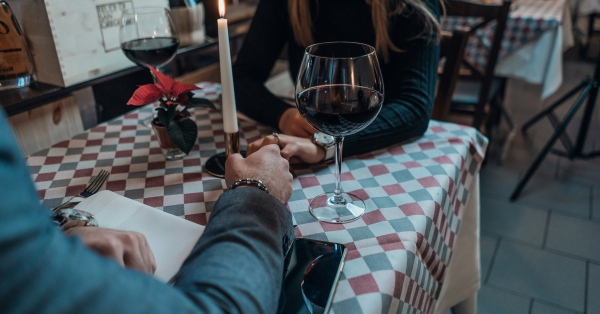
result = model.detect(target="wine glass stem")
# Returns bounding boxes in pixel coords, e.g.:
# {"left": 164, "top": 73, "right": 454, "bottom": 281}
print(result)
{"left": 150, "top": 67, "right": 160, "bottom": 85}
{"left": 332, "top": 136, "right": 345, "bottom": 203}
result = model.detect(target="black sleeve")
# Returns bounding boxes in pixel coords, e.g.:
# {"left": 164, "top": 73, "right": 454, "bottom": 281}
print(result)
{"left": 343, "top": 1, "right": 440, "bottom": 157}
{"left": 233, "top": 0, "right": 293, "bottom": 128}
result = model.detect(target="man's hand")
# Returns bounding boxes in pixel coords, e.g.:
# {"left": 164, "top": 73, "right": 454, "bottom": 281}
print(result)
{"left": 278, "top": 108, "right": 317, "bottom": 138}
{"left": 65, "top": 227, "right": 156, "bottom": 275}
{"left": 225, "top": 144, "right": 293, "bottom": 204}
{"left": 247, "top": 134, "right": 325, "bottom": 164}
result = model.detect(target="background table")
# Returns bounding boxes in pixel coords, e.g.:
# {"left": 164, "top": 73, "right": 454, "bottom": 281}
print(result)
{"left": 442, "top": 0, "right": 574, "bottom": 98}
{"left": 26, "top": 84, "right": 488, "bottom": 314}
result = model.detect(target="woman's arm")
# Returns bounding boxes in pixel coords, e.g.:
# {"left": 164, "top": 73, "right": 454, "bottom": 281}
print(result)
{"left": 233, "top": 0, "right": 293, "bottom": 129}
{"left": 342, "top": 2, "right": 440, "bottom": 157}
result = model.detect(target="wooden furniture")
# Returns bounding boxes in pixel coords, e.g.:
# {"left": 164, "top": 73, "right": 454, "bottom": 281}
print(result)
{"left": 1, "top": 3, "right": 255, "bottom": 156}
{"left": 10, "top": 0, "right": 170, "bottom": 87}
{"left": 433, "top": 29, "right": 470, "bottom": 121}
{"left": 8, "top": 96, "right": 83, "bottom": 156}
{"left": 443, "top": 0, "right": 511, "bottom": 130}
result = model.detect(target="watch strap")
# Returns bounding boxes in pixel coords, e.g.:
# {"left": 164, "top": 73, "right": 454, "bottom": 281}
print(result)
{"left": 323, "top": 145, "right": 335, "bottom": 161}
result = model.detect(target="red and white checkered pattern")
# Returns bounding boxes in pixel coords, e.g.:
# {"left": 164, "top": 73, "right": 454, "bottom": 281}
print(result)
{"left": 442, "top": 0, "right": 566, "bottom": 74}
{"left": 27, "top": 82, "right": 488, "bottom": 314}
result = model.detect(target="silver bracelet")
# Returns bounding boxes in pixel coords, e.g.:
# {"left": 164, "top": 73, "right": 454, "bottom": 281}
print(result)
{"left": 228, "top": 178, "right": 269, "bottom": 194}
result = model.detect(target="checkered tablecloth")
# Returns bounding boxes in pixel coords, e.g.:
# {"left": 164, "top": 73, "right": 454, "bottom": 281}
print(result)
{"left": 442, "top": 0, "right": 567, "bottom": 74}
{"left": 26, "top": 83, "right": 488, "bottom": 314}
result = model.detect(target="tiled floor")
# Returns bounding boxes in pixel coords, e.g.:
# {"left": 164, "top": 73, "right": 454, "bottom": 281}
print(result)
{"left": 445, "top": 43, "right": 600, "bottom": 313}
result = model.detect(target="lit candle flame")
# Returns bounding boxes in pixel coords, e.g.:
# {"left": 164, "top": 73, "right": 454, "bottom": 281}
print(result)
{"left": 219, "top": 0, "right": 225, "bottom": 18}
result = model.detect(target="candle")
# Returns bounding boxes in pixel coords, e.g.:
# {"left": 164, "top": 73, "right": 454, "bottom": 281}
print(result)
{"left": 217, "top": 0, "right": 238, "bottom": 133}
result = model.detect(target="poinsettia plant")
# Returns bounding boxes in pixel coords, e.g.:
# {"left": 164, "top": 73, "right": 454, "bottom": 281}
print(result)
{"left": 128, "top": 66, "right": 216, "bottom": 155}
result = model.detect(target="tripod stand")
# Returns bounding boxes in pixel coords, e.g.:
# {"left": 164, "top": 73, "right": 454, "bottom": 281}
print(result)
{"left": 510, "top": 52, "right": 600, "bottom": 201}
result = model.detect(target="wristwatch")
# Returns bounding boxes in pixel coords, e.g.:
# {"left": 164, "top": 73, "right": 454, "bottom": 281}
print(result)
{"left": 52, "top": 208, "right": 99, "bottom": 231}
{"left": 313, "top": 132, "right": 335, "bottom": 162}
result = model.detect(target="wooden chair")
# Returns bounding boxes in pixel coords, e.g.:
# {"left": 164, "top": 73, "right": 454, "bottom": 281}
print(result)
{"left": 433, "top": 29, "right": 470, "bottom": 121}
{"left": 437, "top": 0, "right": 512, "bottom": 130}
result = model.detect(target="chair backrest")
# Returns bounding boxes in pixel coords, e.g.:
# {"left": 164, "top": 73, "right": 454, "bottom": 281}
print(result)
{"left": 432, "top": 30, "right": 470, "bottom": 120}
{"left": 443, "top": 0, "right": 511, "bottom": 129}
{"left": 444, "top": 0, "right": 511, "bottom": 79}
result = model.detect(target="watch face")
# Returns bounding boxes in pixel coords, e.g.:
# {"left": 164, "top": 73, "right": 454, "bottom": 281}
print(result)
{"left": 315, "top": 133, "right": 334, "bottom": 145}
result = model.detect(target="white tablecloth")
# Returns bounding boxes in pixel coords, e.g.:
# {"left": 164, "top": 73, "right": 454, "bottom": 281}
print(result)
{"left": 433, "top": 175, "right": 481, "bottom": 314}
{"left": 496, "top": 0, "right": 575, "bottom": 99}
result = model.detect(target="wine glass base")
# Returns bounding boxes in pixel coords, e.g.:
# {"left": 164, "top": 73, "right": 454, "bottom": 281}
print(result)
{"left": 162, "top": 148, "right": 186, "bottom": 160}
{"left": 309, "top": 192, "right": 365, "bottom": 224}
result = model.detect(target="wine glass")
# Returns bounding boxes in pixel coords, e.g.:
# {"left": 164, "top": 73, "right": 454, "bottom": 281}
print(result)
{"left": 296, "top": 42, "right": 384, "bottom": 224}
{"left": 120, "top": 7, "right": 180, "bottom": 71}
{"left": 120, "top": 7, "right": 179, "bottom": 127}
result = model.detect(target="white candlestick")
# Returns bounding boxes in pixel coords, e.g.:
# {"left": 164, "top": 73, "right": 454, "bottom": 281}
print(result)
{"left": 217, "top": 11, "right": 238, "bottom": 133}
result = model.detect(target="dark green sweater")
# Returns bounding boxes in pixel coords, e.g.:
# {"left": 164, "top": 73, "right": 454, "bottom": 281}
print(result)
{"left": 233, "top": 0, "right": 439, "bottom": 157}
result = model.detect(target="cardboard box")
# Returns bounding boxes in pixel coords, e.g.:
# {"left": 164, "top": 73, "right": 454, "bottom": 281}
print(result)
{"left": 11, "top": 0, "right": 169, "bottom": 87}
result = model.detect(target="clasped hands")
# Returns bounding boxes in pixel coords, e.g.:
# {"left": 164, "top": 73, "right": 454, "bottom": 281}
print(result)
{"left": 247, "top": 108, "right": 324, "bottom": 164}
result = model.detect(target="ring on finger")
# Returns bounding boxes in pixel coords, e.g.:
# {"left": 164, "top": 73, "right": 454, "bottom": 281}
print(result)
{"left": 272, "top": 132, "right": 281, "bottom": 147}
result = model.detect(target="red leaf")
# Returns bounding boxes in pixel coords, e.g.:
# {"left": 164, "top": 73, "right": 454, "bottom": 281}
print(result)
{"left": 173, "top": 82, "right": 200, "bottom": 98}
{"left": 149, "top": 66, "right": 176, "bottom": 95}
{"left": 127, "top": 84, "right": 161, "bottom": 106}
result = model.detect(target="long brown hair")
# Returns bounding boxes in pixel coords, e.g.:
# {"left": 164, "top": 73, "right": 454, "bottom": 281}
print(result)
{"left": 289, "top": 0, "right": 441, "bottom": 62}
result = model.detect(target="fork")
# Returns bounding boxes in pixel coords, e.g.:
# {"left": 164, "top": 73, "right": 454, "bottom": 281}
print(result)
{"left": 51, "top": 170, "right": 110, "bottom": 211}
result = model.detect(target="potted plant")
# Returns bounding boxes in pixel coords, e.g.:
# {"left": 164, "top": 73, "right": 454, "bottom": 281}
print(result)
{"left": 128, "top": 66, "right": 215, "bottom": 160}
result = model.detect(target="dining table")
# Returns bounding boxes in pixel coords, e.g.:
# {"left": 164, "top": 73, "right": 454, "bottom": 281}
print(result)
{"left": 26, "top": 83, "right": 488, "bottom": 314}
{"left": 442, "top": 0, "right": 575, "bottom": 99}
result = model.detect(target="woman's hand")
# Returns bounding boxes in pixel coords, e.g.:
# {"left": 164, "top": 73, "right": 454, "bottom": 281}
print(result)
{"left": 247, "top": 134, "right": 325, "bottom": 164}
{"left": 278, "top": 108, "right": 317, "bottom": 138}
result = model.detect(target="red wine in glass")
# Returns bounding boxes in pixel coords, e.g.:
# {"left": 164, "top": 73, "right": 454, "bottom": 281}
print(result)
{"left": 121, "top": 37, "right": 180, "bottom": 69}
{"left": 297, "top": 85, "right": 383, "bottom": 137}
{"left": 295, "top": 42, "right": 384, "bottom": 224}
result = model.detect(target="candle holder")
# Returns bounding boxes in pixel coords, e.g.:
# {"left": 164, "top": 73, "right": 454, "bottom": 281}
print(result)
{"left": 205, "top": 132, "right": 246, "bottom": 178}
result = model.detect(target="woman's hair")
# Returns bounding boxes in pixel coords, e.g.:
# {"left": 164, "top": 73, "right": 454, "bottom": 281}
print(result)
{"left": 289, "top": 0, "right": 441, "bottom": 62}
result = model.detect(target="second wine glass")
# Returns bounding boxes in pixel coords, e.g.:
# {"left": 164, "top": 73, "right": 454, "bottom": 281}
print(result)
{"left": 120, "top": 7, "right": 179, "bottom": 71}
{"left": 296, "top": 42, "right": 384, "bottom": 224}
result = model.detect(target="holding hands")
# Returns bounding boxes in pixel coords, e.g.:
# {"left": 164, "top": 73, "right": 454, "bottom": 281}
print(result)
{"left": 225, "top": 144, "right": 294, "bottom": 204}
{"left": 247, "top": 134, "right": 325, "bottom": 165}
{"left": 278, "top": 108, "right": 317, "bottom": 138}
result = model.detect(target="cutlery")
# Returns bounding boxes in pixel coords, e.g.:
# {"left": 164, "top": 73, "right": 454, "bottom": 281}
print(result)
{"left": 51, "top": 170, "right": 110, "bottom": 211}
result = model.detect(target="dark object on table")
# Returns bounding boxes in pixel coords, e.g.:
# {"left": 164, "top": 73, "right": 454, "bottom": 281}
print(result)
{"left": 282, "top": 239, "right": 347, "bottom": 314}
{"left": 204, "top": 150, "right": 246, "bottom": 178}
{"left": 511, "top": 45, "right": 600, "bottom": 201}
